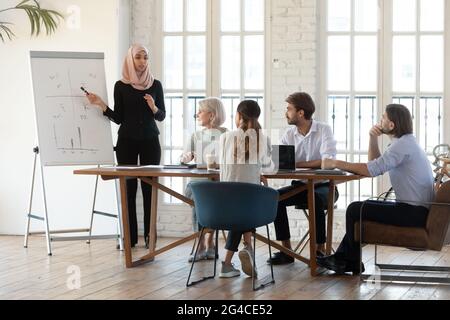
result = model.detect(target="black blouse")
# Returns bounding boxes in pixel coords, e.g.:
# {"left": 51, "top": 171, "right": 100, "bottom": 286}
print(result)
{"left": 103, "top": 80, "right": 166, "bottom": 139}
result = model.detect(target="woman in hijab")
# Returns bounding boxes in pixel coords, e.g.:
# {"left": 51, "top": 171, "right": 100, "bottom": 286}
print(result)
{"left": 86, "top": 44, "right": 166, "bottom": 248}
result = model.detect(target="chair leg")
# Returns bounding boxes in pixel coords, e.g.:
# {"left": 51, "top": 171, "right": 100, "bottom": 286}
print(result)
{"left": 189, "top": 234, "right": 198, "bottom": 255}
{"left": 221, "top": 230, "right": 228, "bottom": 243}
{"left": 361, "top": 244, "right": 450, "bottom": 284}
{"left": 359, "top": 209, "right": 364, "bottom": 282}
{"left": 298, "top": 237, "right": 310, "bottom": 256}
{"left": 267, "top": 225, "right": 275, "bottom": 285}
{"left": 252, "top": 226, "right": 275, "bottom": 291}
{"left": 360, "top": 273, "right": 450, "bottom": 284}
{"left": 295, "top": 208, "right": 336, "bottom": 256}
{"left": 293, "top": 209, "right": 310, "bottom": 254}
{"left": 186, "top": 228, "right": 216, "bottom": 287}
{"left": 252, "top": 231, "right": 257, "bottom": 291}
{"left": 294, "top": 230, "right": 310, "bottom": 254}
{"left": 374, "top": 245, "right": 379, "bottom": 267}
{"left": 302, "top": 209, "right": 309, "bottom": 219}
{"left": 357, "top": 203, "right": 450, "bottom": 285}
{"left": 213, "top": 229, "right": 219, "bottom": 277}
{"left": 191, "top": 229, "right": 222, "bottom": 256}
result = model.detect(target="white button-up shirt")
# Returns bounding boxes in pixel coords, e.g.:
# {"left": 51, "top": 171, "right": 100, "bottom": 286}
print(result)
{"left": 280, "top": 120, "right": 337, "bottom": 162}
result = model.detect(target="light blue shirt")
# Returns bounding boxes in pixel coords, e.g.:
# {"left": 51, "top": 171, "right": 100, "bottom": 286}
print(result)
{"left": 367, "top": 134, "right": 435, "bottom": 208}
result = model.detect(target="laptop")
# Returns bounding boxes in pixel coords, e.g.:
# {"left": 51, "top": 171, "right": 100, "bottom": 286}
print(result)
{"left": 272, "top": 145, "right": 296, "bottom": 172}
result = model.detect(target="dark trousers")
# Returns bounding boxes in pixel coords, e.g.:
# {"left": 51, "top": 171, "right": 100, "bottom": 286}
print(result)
{"left": 116, "top": 135, "right": 161, "bottom": 246}
{"left": 225, "top": 229, "right": 255, "bottom": 252}
{"left": 274, "top": 181, "right": 338, "bottom": 244}
{"left": 335, "top": 200, "right": 429, "bottom": 263}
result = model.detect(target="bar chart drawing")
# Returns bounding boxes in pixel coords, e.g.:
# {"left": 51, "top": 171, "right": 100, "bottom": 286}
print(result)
{"left": 30, "top": 51, "right": 114, "bottom": 166}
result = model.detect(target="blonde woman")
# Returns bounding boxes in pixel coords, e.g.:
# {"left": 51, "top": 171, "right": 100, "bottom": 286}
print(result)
{"left": 182, "top": 97, "right": 227, "bottom": 262}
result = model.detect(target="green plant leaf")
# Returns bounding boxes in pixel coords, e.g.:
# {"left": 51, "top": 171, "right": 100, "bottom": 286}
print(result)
{"left": 15, "top": 0, "right": 30, "bottom": 8}
{"left": 23, "top": 8, "right": 35, "bottom": 36}
{"left": 0, "top": 23, "right": 15, "bottom": 42}
{"left": 15, "top": 1, "right": 64, "bottom": 37}
{"left": 0, "top": 0, "right": 63, "bottom": 42}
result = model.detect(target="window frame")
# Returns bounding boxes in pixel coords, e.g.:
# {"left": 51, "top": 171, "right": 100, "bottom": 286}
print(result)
{"left": 319, "top": 0, "right": 382, "bottom": 207}
{"left": 319, "top": 0, "right": 450, "bottom": 205}
{"left": 211, "top": 0, "right": 269, "bottom": 130}
{"left": 156, "top": 0, "right": 271, "bottom": 205}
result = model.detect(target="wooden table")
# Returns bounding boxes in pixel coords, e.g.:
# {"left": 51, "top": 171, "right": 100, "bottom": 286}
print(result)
{"left": 74, "top": 167, "right": 361, "bottom": 276}
{"left": 259, "top": 171, "right": 361, "bottom": 276}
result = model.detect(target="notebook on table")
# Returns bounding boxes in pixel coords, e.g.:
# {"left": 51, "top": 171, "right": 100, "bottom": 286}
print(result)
{"left": 163, "top": 164, "right": 197, "bottom": 169}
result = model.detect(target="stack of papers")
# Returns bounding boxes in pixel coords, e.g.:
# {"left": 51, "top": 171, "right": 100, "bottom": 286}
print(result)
{"left": 295, "top": 168, "right": 348, "bottom": 175}
{"left": 163, "top": 164, "right": 197, "bottom": 169}
{"left": 112, "top": 165, "right": 164, "bottom": 170}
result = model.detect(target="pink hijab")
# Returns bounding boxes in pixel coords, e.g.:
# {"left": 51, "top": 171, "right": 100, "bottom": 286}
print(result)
{"left": 121, "top": 44, "right": 154, "bottom": 90}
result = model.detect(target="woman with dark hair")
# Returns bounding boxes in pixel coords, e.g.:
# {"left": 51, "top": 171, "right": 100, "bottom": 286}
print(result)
{"left": 318, "top": 104, "right": 435, "bottom": 274}
{"left": 86, "top": 44, "right": 165, "bottom": 248}
{"left": 218, "top": 100, "right": 274, "bottom": 278}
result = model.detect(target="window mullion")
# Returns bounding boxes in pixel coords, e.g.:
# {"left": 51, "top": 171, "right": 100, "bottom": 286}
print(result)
{"left": 264, "top": 0, "right": 270, "bottom": 127}
{"left": 378, "top": 0, "right": 392, "bottom": 194}
{"left": 240, "top": 0, "right": 245, "bottom": 101}
{"left": 206, "top": 0, "right": 213, "bottom": 96}
{"left": 319, "top": 0, "right": 328, "bottom": 122}
{"left": 349, "top": 0, "right": 356, "bottom": 201}
{"left": 415, "top": 0, "right": 421, "bottom": 142}
{"left": 183, "top": 0, "right": 188, "bottom": 101}
{"left": 445, "top": 0, "right": 450, "bottom": 143}
{"left": 380, "top": 0, "right": 391, "bottom": 113}
{"left": 211, "top": 0, "right": 220, "bottom": 97}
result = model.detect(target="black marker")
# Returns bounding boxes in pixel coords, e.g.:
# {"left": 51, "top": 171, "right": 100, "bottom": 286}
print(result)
{"left": 80, "top": 86, "right": 89, "bottom": 95}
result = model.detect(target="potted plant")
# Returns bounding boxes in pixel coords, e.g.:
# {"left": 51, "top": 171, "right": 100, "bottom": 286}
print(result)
{"left": 0, "top": 0, "right": 63, "bottom": 42}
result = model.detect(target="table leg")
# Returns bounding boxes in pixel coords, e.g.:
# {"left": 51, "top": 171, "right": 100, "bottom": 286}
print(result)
{"left": 307, "top": 180, "right": 317, "bottom": 276}
{"left": 119, "top": 177, "right": 133, "bottom": 268}
{"left": 326, "top": 181, "right": 335, "bottom": 255}
{"left": 149, "top": 177, "right": 158, "bottom": 255}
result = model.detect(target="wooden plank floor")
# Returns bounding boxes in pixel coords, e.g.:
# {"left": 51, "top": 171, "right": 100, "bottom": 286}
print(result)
{"left": 0, "top": 235, "right": 449, "bottom": 300}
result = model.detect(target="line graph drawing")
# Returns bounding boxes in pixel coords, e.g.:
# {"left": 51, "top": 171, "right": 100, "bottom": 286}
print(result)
{"left": 30, "top": 51, "right": 114, "bottom": 166}
{"left": 45, "top": 69, "right": 100, "bottom": 153}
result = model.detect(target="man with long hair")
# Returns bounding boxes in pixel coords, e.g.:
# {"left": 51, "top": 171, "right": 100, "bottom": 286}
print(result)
{"left": 318, "top": 104, "right": 435, "bottom": 274}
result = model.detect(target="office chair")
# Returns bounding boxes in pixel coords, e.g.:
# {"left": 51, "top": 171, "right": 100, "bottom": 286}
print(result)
{"left": 187, "top": 181, "right": 279, "bottom": 290}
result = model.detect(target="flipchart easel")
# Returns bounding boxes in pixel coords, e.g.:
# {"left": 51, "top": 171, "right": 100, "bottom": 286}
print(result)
{"left": 23, "top": 146, "right": 124, "bottom": 255}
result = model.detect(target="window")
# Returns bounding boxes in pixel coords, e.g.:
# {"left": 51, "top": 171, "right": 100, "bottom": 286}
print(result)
{"left": 391, "top": 0, "right": 445, "bottom": 154}
{"left": 219, "top": 0, "right": 266, "bottom": 130}
{"left": 161, "top": 0, "right": 207, "bottom": 203}
{"left": 323, "top": 0, "right": 379, "bottom": 209}
{"left": 161, "top": 0, "right": 267, "bottom": 204}
{"left": 321, "top": 0, "right": 449, "bottom": 209}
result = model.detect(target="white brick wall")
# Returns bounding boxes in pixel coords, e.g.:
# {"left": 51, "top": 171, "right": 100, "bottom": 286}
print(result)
{"left": 129, "top": 0, "right": 346, "bottom": 242}
{"left": 130, "top": 0, "right": 156, "bottom": 51}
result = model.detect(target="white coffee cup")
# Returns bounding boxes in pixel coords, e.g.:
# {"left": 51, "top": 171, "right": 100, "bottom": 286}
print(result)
{"left": 205, "top": 154, "right": 217, "bottom": 170}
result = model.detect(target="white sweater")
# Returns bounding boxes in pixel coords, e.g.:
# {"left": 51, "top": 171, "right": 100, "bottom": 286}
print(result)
{"left": 219, "top": 129, "right": 274, "bottom": 184}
